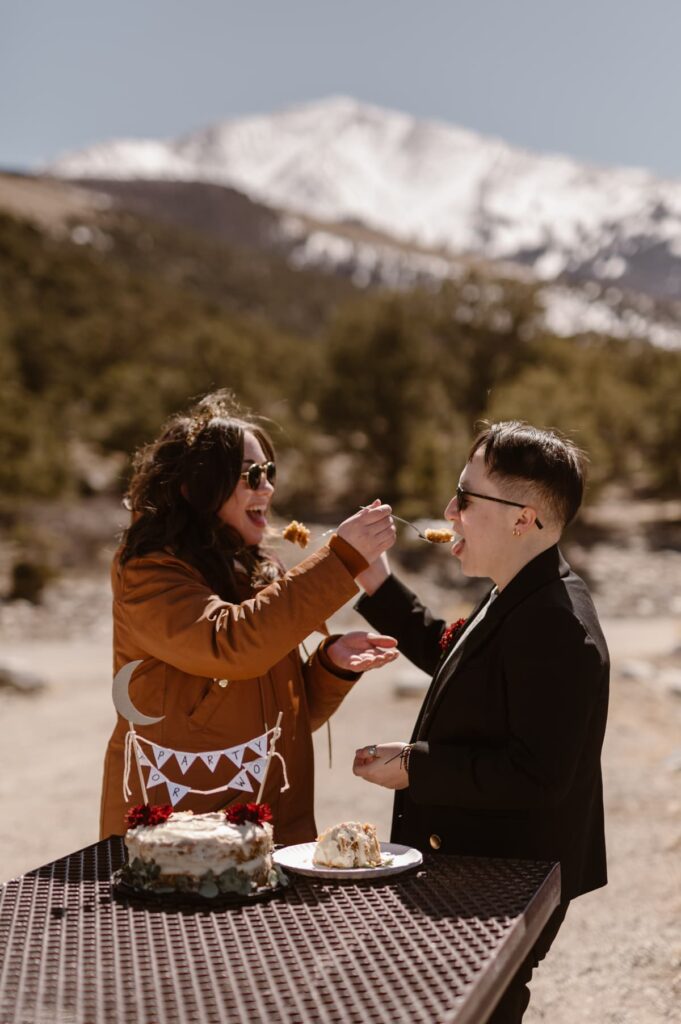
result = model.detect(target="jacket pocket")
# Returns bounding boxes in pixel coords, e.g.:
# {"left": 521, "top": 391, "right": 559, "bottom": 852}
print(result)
{"left": 187, "top": 678, "right": 232, "bottom": 730}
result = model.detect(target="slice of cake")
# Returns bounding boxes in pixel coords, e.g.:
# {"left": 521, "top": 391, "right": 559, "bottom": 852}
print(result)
{"left": 121, "top": 803, "right": 282, "bottom": 897}
{"left": 313, "top": 821, "right": 382, "bottom": 868}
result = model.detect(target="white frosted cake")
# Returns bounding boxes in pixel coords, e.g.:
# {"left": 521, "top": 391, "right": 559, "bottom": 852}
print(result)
{"left": 121, "top": 804, "right": 280, "bottom": 897}
{"left": 313, "top": 821, "right": 382, "bottom": 868}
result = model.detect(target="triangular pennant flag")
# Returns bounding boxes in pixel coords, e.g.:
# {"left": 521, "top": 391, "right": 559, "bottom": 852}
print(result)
{"left": 243, "top": 757, "right": 268, "bottom": 782}
{"left": 199, "top": 750, "right": 223, "bottom": 773}
{"left": 150, "top": 743, "right": 174, "bottom": 769}
{"left": 175, "top": 751, "right": 198, "bottom": 775}
{"left": 146, "top": 767, "right": 166, "bottom": 789}
{"left": 135, "top": 746, "right": 153, "bottom": 769}
{"left": 224, "top": 744, "right": 246, "bottom": 768}
{"left": 166, "top": 780, "right": 191, "bottom": 807}
{"left": 228, "top": 769, "right": 253, "bottom": 793}
{"left": 247, "top": 733, "right": 269, "bottom": 758}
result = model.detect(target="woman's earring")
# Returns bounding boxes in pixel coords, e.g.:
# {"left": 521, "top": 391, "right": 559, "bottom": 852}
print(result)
{"left": 512, "top": 528, "right": 521, "bottom": 537}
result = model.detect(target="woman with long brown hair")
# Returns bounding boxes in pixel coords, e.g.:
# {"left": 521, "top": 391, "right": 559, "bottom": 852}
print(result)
{"left": 100, "top": 390, "right": 396, "bottom": 844}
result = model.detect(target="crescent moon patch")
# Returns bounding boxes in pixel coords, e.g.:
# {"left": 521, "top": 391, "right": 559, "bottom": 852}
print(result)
{"left": 112, "top": 659, "right": 165, "bottom": 725}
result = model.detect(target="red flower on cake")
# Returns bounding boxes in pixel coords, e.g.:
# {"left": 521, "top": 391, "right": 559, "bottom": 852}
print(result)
{"left": 439, "top": 617, "right": 467, "bottom": 653}
{"left": 225, "top": 802, "right": 273, "bottom": 826}
{"left": 125, "top": 804, "right": 174, "bottom": 829}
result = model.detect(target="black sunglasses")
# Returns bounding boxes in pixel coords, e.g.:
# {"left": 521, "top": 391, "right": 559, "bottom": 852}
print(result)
{"left": 456, "top": 485, "right": 543, "bottom": 529}
{"left": 240, "top": 461, "right": 276, "bottom": 490}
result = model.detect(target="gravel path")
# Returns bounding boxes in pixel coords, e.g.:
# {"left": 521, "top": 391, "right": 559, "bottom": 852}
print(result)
{"left": 1, "top": 566, "right": 680, "bottom": 1022}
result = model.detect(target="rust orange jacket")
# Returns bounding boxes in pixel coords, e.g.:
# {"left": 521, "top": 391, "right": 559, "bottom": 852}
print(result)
{"left": 100, "top": 536, "right": 365, "bottom": 844}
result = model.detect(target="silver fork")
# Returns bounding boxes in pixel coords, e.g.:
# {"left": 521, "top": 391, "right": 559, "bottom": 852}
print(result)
{"left": 320, "top": 509, "right": 444, "bottom": 543}
{"left": 359, "top": 505, "right": 431, "bottom": 542}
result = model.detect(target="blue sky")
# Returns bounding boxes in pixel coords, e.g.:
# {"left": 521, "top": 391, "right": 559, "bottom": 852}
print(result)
{"left": 3, "top": 0, "right": 681, "bottom": 177}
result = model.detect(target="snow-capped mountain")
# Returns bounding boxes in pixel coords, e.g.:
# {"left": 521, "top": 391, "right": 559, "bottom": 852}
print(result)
{"left": 48, "top": 96, "right": 681, "bottom": 302}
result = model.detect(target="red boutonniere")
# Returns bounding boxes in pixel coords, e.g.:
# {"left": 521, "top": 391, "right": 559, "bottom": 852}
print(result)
{"left": 439, "top": 618, "right": 467, "bottom": 653}
{"left": 225, "top": 802, "right": 273, "bottom": 826}
{"left": 125, "top": 804, "right": 174, "bottom": 829}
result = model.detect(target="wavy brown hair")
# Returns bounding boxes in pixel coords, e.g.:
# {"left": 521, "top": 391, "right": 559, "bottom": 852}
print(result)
{"left": 119, "top": 391, "right": 279, "bottom": 600}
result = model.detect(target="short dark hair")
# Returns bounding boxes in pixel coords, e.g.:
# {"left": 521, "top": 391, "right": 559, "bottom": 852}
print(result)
{"left": 468, "top": 421, "right": 587, "bottom": 528}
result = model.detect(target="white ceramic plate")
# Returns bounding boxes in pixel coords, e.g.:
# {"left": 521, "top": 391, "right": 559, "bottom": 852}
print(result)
{"left": 273, "top": 842, "right": 422, "bottom": 880}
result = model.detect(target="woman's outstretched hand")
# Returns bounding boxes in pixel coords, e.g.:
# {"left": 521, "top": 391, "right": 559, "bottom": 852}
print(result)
{"left": 325, "top": 631, "right": 398, "bottom": 673}
{"left": 336, "top": 499, "right": 396, "bottom": 564}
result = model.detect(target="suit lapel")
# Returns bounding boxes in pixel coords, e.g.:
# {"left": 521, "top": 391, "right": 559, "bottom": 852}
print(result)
{"left": 416, "top": 545, "right": 568, "bottom": 737}
{"left": 411, "top": 588, "right": 493, "bottom": 738}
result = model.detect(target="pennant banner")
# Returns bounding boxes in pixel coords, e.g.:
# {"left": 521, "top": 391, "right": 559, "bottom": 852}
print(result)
{"left": 166, "top": 780, "right": 191, "bottom": 807}
{"left": 124, "top": 721, "right": 289, "bottom": 809}
{"left": 243, "top": 757, "right": 268, "bottom": 781}
{"left": 150, "top": 744, "right": 174, "bottom": 769}
{"left": 199, "top": 751, "right": 223, "bottom": 773}
{"left": 136, "top": 749, "right": 153, "bottom": 769}
{"left": 175, "top": 752, "right": 198, "bottom": 776}
{"left": 146, "top": 767, "right": 166, "bottom": 790}
{"left": 229, "top": 770, "right": 253, "bottom": 793}
{"left": 247, "top": 734, "right": 269, "bottom": 758}
{"left": 223, "top": 743, "right": 247, "bottom": 768}
{"left": 117, "top": 661, "right": 290, "bottom": 810}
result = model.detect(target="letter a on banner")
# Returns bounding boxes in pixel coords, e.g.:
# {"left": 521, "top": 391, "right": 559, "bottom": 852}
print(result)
{"left": 175, "top": 752, "right": 198, "bottom": 775}
{"left": 229, "top": 770, "right": 253, "bottom": 793}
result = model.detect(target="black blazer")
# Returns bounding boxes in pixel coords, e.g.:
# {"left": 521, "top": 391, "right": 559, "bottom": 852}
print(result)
{"left": 356, "top": 545, "right": 609, "bottom": 900}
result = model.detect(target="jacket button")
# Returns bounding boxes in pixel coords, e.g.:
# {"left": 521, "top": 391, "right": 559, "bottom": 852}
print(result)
{"left": 429, "top": 834, "right": 442, "bottom": 850}
{"left": 218, "top": 679, "right": 229, "bottom": 689}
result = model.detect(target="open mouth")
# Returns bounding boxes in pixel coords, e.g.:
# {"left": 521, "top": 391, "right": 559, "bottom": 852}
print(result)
{"left": 451, "top": 532, "right": 465, "bottom": 558}
{"left": 246, "top": 505, "right": 268, "bottom": 528}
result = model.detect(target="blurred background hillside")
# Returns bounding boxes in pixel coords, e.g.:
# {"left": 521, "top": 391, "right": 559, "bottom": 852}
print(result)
{"left": 1, "top": 156, "right": 680, "bottom": 601}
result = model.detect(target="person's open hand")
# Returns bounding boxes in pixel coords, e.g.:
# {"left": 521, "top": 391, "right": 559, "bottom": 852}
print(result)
{"left": 325, "top": 632, "right": 398, "bottom": 673}
{"left": 336, "top": 499, "right": 396, "bottom": 564}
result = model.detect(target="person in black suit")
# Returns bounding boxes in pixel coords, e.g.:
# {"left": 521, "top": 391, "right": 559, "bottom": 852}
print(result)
{"left": 353, "top": 421, "right": 609, "bottom": 1024}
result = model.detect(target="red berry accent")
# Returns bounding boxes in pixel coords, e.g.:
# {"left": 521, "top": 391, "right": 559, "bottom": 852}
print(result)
{"left": 225, "top": 802, "right": 273, "bottom": 826}
{"left": 125, "top": 804, "right": 174, "bottom": 829}
{"left": 439, "top": 618, "right": 467, "bottom": 652}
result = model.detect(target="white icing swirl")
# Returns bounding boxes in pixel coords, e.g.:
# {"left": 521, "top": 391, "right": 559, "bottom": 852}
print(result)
{"left": 125, "top": 811, "right": 273, "bottom": 879}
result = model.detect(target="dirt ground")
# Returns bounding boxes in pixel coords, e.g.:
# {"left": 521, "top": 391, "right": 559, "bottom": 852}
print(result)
{"left": 1, "top": 571, "right": 680, "bottom": 1023}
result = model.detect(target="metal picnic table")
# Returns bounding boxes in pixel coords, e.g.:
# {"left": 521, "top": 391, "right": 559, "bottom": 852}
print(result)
{"left": 0, "top": 836, "right": 560, "bottom": 1024}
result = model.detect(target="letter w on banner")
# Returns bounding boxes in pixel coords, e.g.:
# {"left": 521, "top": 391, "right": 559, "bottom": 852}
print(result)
{"left": 229, "top": 770, "right": 253, "bottom": 793}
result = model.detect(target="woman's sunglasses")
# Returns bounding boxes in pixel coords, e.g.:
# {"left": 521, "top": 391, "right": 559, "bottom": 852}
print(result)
{"left": 456, "top": 485, "right": 543, "bottom": 529}
{"left": 240, "top": 461, "right": 276, "bottom": 490}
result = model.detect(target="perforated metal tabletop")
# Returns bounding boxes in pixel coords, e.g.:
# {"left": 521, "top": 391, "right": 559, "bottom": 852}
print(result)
{"left": 0, "top": 837, "right": 560, "bottom": 1024}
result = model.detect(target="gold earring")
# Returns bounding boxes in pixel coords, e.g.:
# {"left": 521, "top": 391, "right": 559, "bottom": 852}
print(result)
{"left": 512, "top": 529, "right": 520, "bottom": 537}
